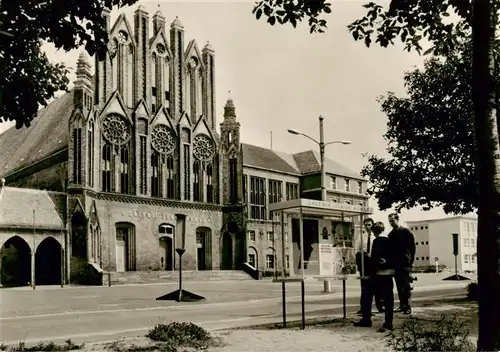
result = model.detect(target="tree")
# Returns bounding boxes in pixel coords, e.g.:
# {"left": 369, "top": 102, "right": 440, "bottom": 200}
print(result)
{"left": 361, "top": 41, "right": 481, "bottom": 215}
{"left": 0, "top": 0, "right": 138, "bottom": 129}
{"left": 253, "top": 1, "right": 500, "bottom": 349}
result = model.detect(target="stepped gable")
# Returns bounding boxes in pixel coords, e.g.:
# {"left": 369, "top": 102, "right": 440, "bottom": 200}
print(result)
{"left": 0, "top": 186, "right": 66, "bottom": 229}
{"left": 292, "top": 150, "right": 363, "bottom": 179}
{"left": 0, "top": 91, "right": 74, "bottom": 178}
{"left": 242, "top": 143, "right": 300, "bottom": 175}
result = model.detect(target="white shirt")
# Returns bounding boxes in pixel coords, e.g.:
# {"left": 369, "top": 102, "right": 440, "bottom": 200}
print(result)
{"left": 354, "top": 231, "right": 376, "bottom": 256}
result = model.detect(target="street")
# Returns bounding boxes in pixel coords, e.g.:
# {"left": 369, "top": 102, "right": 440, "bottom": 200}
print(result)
{"left": 0, "top": 274, "right": 472, "bottom": 345}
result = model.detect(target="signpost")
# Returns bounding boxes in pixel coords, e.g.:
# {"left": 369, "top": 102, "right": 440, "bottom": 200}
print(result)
{"left": 443, "top": 233, "right": 470, "bottom": 281}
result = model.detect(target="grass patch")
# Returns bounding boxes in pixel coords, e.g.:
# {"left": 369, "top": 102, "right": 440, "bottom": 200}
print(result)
{"left": 0, "top": 340, "right": 83, "bottom": 351}
{"left": 104, "top": 322, "right": 226, "bottom": 352}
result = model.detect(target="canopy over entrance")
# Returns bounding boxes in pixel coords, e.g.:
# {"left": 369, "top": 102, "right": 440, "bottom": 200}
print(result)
{"left": 269, "top": 198, "right": 374, "bottom": 279}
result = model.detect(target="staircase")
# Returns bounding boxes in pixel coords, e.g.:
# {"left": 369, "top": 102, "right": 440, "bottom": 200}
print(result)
{"left": 104, "top": 270, "right": 253, "bottom": 286}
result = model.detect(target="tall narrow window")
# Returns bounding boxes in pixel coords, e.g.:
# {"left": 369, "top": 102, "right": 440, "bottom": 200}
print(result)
{"left": 193, "top": 161, "right": 201, "bottom": 202}
{"left": 166, "top": 156, "right": 175, "bottom": 199}
{"left": 184, "top": 144, "right": 191, "bottom": 200}
{"left": 87, "top": 123, "right": 94, "bottom": 187}
{"left": 151, "top": 152, "right": 161, "bottom": 197}
{"left": 286, "top": 182, "right": 299, "bottom": 200}
{"left": 243, "top": 174, "right": 248, "bottom": 203}
{"left": 197, "top": 67, "right": 203, "bottom": 117}
{"left": 229, "top": 158, "right": 238, "bottom": 204}
{"left": 185, "top": 65, "right": 192, "bottom": 115}
{"left": 151, "top": 53, "right": 157, "bottom": 113}
{"left": 181, "top": 128, "right": 191, "bottom": 201}
{"left": 268, "top": 180, "right": 283, "bottom": 204}
{"left": 138, "top": 119, "right": 148, "bottom": 195}
{"left": 206, "top": 164, "right": 213, "bottom": 203}
{"left": 102, "top": 144, "right": 112, "bottom": 192}
{"left": 120, "top": 146, "right": 129, "bottom": 194}
{"left": 72, "top": 120, "right": 82, "bottom": 184}
{"left": 250, "top": 176, "right": 266, "bottom": 220}
{"left": 164, "top": 58, "right": 170, "bottom": 103}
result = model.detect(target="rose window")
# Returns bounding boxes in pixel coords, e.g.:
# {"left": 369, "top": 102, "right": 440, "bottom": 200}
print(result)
{"left": 117, "top": 30, "right": 128, "bottom": 43}
{"left": 102, "top": 114, "right": 130, "bottom": 145}
{"left": 156, "top": 43, "right": 166, "bottom": 55}
{"left": 151, "top": 124, "right": 176, "bottom": 155}
{"left": 193, "top": 134, "right": 215, "bottom": 162}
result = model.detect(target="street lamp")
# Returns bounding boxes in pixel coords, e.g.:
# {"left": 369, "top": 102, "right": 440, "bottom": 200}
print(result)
{"left": 287, "top": 116, "right": 351, "bottom": 202}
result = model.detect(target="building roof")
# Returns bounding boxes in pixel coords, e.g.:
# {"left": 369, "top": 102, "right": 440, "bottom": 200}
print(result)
{"left": 0, "top": 91, "right": 74, "bottom": 178}
{"left": 242, "top": 143, "right": 300, "bottom": 175}
{"left": 293, "top": 150, "right": 363, "bottom": 179}
{"left": 406, "top": 214, "right": 478, "bottom": 224}
{"left": 0, "top": 187, "right": 66, "bottom": 229}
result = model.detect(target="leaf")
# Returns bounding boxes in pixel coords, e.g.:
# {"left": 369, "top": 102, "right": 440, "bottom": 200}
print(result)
{"left": 256, "top": 8, "right": 263, "bottom": 19}
{"left": 268, "top": 16, "right": 276, "bottom": 25}
{"left": 324, "top": 6, "right": 332, "bottom": 14}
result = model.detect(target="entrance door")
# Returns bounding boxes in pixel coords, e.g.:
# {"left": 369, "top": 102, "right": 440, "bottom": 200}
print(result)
{"left": 197, "top": 232, "right": 206, "bottom": 270}
{"left": 116, "top": 240, "right": 126, "bottom": 272}
{"left": 159, "top": 236, "right": 174, "bottom": 270}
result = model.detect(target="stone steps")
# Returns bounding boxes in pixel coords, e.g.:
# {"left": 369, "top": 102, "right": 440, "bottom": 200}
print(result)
{"left": 105, "top": 270, "right": 253, "bottom": 285}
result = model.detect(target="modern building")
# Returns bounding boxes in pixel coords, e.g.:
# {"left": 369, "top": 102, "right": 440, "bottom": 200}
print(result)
{"left": 406, "top": 215, "right": 478, "bottom": 273}
{"left": 0, "top": 5, "right": 371, "bottom": 287}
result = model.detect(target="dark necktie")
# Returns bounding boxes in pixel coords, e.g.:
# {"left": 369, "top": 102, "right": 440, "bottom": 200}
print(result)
{"left": 367, "top": 235, "right": 371, "bottom": 255}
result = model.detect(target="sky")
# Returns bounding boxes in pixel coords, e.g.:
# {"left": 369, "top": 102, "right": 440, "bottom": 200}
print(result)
{"left": 0, "top": 0, "right": 466, "bottom": 227}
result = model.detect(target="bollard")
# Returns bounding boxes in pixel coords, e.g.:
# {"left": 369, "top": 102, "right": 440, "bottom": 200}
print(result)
{"left": 323, "top": 279, "right": 331, "bottom": 293}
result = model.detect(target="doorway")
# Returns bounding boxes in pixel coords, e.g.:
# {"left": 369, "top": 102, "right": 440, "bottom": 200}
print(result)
{"left": 196, "top": 227, "right": 212, "bottom": 270}
{"left": 159, "top": 224, "right": 174, "bottom": 271}
{"left": 35, "top": 237, "right": 62, "bottom": 285}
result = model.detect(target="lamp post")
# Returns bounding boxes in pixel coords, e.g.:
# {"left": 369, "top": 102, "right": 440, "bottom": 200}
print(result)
{"left": 288, "top": 116, "right": 351, "bottom": 290}
{"left": 287, "top": 116, "right": 351, "bottom": 202}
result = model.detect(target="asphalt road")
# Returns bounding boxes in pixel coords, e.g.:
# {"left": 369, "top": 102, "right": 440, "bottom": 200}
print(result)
{"left": 0, "top": 283, "right": 466, "bottom": 346}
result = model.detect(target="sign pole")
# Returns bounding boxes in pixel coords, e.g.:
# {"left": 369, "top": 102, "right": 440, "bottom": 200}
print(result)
{"left": 443, "top": 233, "right": 470, "bottom": 281}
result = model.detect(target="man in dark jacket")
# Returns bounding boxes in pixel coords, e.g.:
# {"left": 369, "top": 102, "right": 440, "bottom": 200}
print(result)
{"left": 388, "top": 213, "right": 416, "bottom": 315}
{"left": 353, "top": 221, "right": 394, "bottom": 331}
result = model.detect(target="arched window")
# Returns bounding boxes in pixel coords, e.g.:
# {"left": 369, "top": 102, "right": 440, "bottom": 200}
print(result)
{"left": 120, "top": 146, "right": 129, "bottom": 194}
{"left": 138, "top": 118, "right": 148, "bottom": 195}
{"left": 159, "top": 224, "right": 174, "bottom": 236}
{"left": 71, "top": 212, "right": 87, "bottom": 258}
{"left": 102, "top": 143, "right": 112, "bottom": 192}
{"left": 206, "top": 164, "right": 213, "bottom": 203}
{"left": 193, "top": 161, "right": 201, "bottom": 201}
{"left": 182, "top": 128, "right": 191, "bottom": 201}
{"left": 151, "top": 152, "right": 161, "bottom": 197}
{"left": 166, "top": 156, "right": 175, "bottom": 199}
{"left": 151, "top": 53, "right": 157, "bottom": 113}
{"left": 87, "top": 121, "right": 94, "bottom": 187}
{"left": 72, "top": 117, "right": 83, "bottom": 184}
{"left": 196, "top": 66, "right": 203, "bottom": 117}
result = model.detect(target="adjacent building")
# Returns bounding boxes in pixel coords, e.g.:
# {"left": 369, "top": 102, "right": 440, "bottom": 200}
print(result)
{"left": 0, "top": 5, "right": 370, "bottom": 286}
{"left": 406, "top": 215, "right": 478, "bottom": 273}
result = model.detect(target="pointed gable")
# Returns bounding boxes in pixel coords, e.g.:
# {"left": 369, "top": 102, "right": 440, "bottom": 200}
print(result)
{"left": 178, "top": 111, "right": 192, "bottom": 128}
{"left": 193, "top": 116, "right": 214, "bottom": 141}
{"left": 150, "top": 105, "right": 177, "bottom": 133}
{"left": 99, "top": 91, "right": 132, "bottom": 124}
{"left": 70, "top": 197, "right": 85, "bottom": 216}
{"left": 184, "top": 39, "right": 205, "bottom": 70}
{"left": 109, "top": 13, "right": 136, "bottom": 47}
{"left": 149, "top": 27, "right": 173, "bottom": 58}
{"left": 133, "top": 99, "right": 150, "bottom": 119}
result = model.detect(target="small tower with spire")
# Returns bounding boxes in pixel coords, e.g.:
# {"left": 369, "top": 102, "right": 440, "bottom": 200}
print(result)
{"left": 74, "top": 51, "right": 93, "bottom": 117}
{"left": 220, "top": 94, "right": 243, "bottom": 205}
{"left": 170, "top": 16, "right": 185, "bottom": 119}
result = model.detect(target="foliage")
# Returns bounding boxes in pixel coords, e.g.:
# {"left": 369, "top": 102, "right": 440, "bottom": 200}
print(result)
{"left": 0, "top": 0, "right": 138, "bottom": 129}
{"left": 342, "top": 262, "right": 357, "bottom": 275}
{"left": 0, "top": 339, "right": 83, "bottom": 351}
{"left": 467, "top": 281, "right": 479, "bottom": 301}
{"left": 360, "top": 40, "right": 496, "bottom": 214}
{"left": 386, "top": 313, "right": 475, "bottom": 352}
{"left": 146, "top": 322, "right": 212, "bottom": 351}
{"left": 252, "top": 0, "right": 332, "bottom": 33}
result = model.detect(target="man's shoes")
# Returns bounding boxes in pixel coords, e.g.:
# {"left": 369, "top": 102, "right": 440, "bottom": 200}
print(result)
{"left": 356, "top": 309, "right": 363, "bottom": 315}
{"left": 377, "top": 322, "right": 393, "bottom": 333}
{"left": 353, "top": 320, "right": 372, "bottom": 328}
{"left": 402, "top": 308, "right": 412, "bottom": 315}
{"left": 393, "top": 306, "right": 403, "bottom": 313}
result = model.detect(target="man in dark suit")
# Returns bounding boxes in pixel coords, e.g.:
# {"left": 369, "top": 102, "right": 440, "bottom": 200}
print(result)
{"left": 354, "top": 221, "right": 395, "bottom": 331}
{"left": 388, "top": 213, "right": 416, "bottom": 315}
